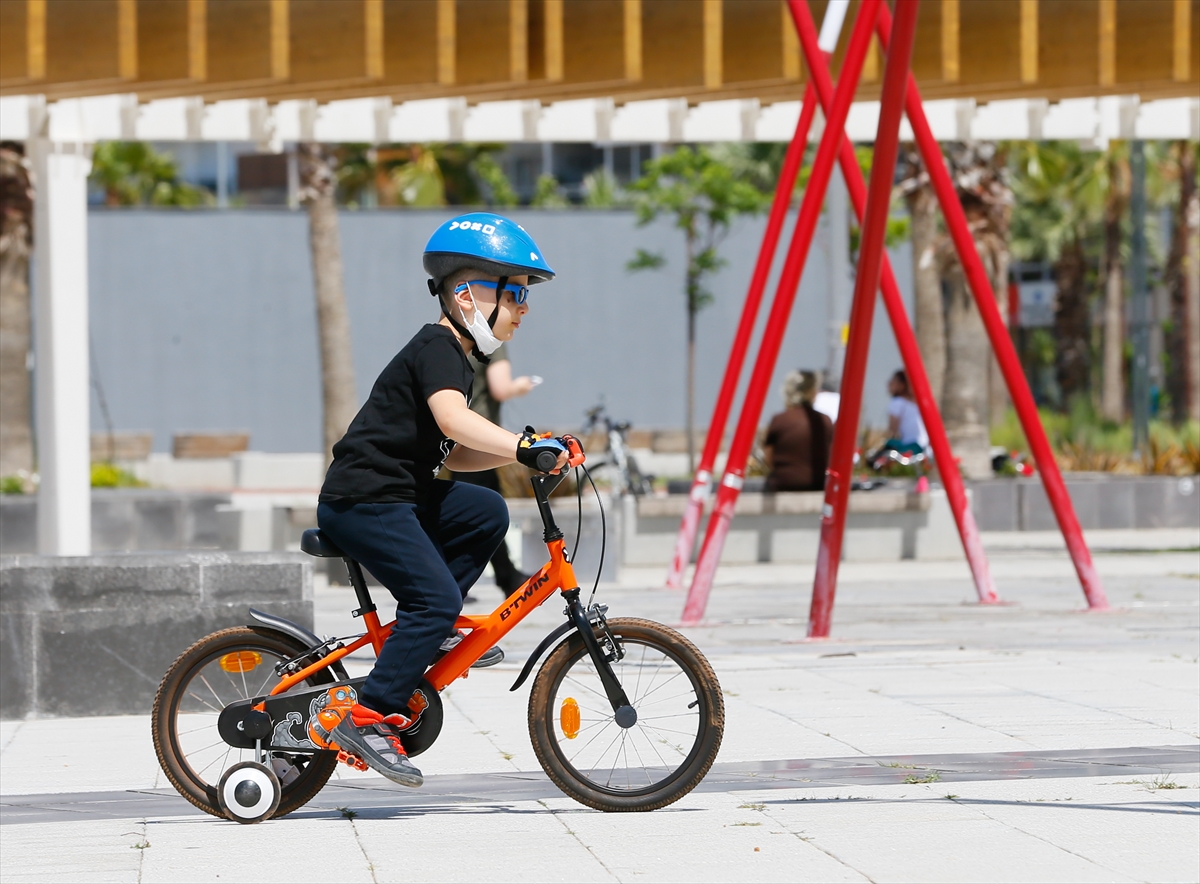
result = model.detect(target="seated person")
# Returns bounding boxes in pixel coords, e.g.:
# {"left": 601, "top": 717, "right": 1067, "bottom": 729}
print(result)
{"left": 883, "top": 369, "right": 927, "bottom": 456}
{"left": 763, "top": 370, "right": 833, "bottom": 492}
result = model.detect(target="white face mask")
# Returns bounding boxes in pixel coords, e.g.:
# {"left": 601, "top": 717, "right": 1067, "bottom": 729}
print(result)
{"left": 460, "top": 283, "right": 503, "bottom": 356}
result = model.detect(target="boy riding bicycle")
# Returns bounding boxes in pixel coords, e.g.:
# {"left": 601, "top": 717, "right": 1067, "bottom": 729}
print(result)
{"left": 316, "top": 213, "right": 573, "bottom": 787}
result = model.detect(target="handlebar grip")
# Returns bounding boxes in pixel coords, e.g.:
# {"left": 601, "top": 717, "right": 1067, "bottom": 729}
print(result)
{"left": 535, "top": 449, "right": 560, "bottom": 472}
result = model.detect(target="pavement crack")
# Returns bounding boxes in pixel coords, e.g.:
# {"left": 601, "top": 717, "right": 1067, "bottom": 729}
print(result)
{"left": 442, "top": 688, "right": 522, "bottom": 771}
{"left": 758, "top": 803, "right": 876, "bottom": 883}
{"left": 0, "top": 722, "right": 24, "bottom": 754}
{"left": 537, "top": 799, "right": 621, "bottom": 882}
{"left": 347, "top": 816, "right": 379, "bottom": 884}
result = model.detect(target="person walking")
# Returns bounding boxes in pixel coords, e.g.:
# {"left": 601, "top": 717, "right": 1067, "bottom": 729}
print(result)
{"left": 763, "top": 370, "right": 833, "bottom": 492}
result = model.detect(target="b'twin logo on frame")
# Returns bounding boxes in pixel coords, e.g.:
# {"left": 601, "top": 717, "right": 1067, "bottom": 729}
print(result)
{"left": 499, "top": 572, "right": 550, "bottom": 620}
{"left": 448, "top": 220, "right": 496, "bottom": 235}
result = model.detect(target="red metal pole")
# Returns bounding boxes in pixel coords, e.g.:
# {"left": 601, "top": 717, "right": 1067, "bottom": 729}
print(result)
{"left": 666, "top": 1, "right": 851, "bottom": 591}
{"left": 809, "top": 0, "right": 922, "bottom": 638}
{"left": 873, "top": 5, "right": 1108, "bottom": 611}
{"left": 681, "top": 0, "right": 881, "bottom": 625}
{"left": 788, "top": 0, "right": 999, "bottom": 625}
{"left": 665, "top": 81, "right": 820, "bottom": 590}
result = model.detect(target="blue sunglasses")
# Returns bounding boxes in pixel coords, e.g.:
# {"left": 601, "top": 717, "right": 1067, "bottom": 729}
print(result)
{"left": 454, "top": 280, "right": 529, "bottom": 305}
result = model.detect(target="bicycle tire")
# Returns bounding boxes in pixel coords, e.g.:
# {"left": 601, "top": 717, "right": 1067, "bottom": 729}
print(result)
{"left": 151, "top": 626, "right": 339, "bottom": 820}
{"left": 528, "top": 618, "right": 723, "bottom": 812}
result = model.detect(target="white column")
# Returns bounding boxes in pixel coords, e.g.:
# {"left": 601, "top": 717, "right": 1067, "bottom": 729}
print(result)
{"left": 31, "top": 138, "right": 92, "bottom": 556}
{"left": 825, "top": 165, "right": 852, "bottom": 385}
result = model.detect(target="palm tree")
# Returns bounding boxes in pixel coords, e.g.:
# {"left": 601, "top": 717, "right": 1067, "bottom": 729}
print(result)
{"left": 297, "top": 143, "right": 357, "bottom": 466}
{"left": 938, "top": 142, "right": 1013, "bottom": 479}
{"left": 0, "top": 142, "right": 33, "bottom": 483}
{"left": 89, "top": 141, "right": 211, "bottom": 206}
{"left": 1010, "top": 142, "right": 1106, "bottom": 408}
{"left": 1160, "top": 140, "right": 1200, "bottom": 424}
{"left": 1100, "top": 145, "right": 1129, "bottom": 423}
{"left": 898, "top": 147, "right": 945, "bottom": 408}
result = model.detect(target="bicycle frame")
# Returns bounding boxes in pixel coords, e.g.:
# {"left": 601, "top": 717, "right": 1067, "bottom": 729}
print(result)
{"left": 268, "top": 474, "right": 585, "bottom": 700}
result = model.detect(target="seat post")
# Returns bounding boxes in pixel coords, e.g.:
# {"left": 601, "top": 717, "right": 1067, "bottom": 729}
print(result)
{"left": 343, "top": 558, "right": 377, "bottom": 617}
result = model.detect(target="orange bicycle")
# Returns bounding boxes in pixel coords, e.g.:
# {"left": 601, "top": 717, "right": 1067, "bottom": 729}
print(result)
{"left": 152, "top": 461, "right": 724, "bottom": 822}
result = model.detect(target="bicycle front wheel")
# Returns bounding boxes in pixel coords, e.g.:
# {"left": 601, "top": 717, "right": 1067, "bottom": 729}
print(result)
{"left": 528, "top": 618, "right": 723, "bottom": 812}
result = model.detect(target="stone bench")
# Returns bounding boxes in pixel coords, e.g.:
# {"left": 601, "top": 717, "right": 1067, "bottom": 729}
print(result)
{"left": 0, "top": 552, "right": 311, "bottom": 719}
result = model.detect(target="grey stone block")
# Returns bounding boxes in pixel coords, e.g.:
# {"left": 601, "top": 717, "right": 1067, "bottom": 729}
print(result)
{"left": 133, "top": 497, "right": 185, "bottom": 549}
{"left": 0, "top": 552, "right": 311, "bottom": 719}
{"left": 1135, "top": 477, "right": 1200, "bottom": 528}
{"left": 970, "top": 481, "right": 1018, "bottom": 532}
{"left": 1096, "top": 480, "right": 1135, "bottom": 529}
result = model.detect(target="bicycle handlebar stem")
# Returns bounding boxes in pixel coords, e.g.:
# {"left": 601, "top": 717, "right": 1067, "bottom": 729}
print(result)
{"left": 531, "top": 473, "right": 566, "bottom": 542}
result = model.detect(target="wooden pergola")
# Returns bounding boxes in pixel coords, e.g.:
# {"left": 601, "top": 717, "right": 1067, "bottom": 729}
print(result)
{"left": 2, "top": 0, "right": 1196, "bottom": 107}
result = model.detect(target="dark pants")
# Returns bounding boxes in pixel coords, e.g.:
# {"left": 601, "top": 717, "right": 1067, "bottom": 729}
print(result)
{"left": 451, "top": 468, "right": 522, "bottom": 591}
{"left": 316, "top": 480, "right": 508, "bottom": 716}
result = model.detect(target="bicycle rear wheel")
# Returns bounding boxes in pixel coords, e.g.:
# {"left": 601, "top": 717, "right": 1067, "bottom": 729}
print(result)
{"left": 152, "top": 626, "right": 339, "bottom": 819}
{"left": 528, "top": 618, "right": 723, "bottom": 812}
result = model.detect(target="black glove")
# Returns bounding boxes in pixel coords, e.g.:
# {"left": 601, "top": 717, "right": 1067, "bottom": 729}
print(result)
{"left": 516, "top": 427, "right": 567, "bottom": 473}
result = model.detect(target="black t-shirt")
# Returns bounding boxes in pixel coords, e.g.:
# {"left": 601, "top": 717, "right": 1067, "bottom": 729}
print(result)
{"left": 320, "top": 324, "right": 473, "bottom": 503}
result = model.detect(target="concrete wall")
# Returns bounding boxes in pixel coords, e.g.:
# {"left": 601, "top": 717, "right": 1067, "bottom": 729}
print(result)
{"left": 0, "top": 552, "right": 312, "bottom": 718}
{"left": 86, "top": 208, "right": 913, "bottom": 453}
{"left": 970, "top": 475, "right": 1200, "bottom": 531}
{"left": 0, "top": 490, "right": 231, "bottom": 555}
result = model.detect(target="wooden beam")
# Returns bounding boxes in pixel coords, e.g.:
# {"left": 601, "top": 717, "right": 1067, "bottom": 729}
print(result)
{"left": 28, "top": 0, "right": 46, "bottom": 80}
{"left": 270, "top": 0, "right": 288, "bottom": 80}
{"left": 1020, "top": 0, "right": 1037, "bottom": 84}
{"left": 624, "top": 0, "right": 641, "bottom": 81}
{"left": 704, "top": 0, "right": 721, "bottom": 89}
{"left": 117, "top": 0, "right": 136, "bottom": 79}
{"left": 782, "top": 0, "right": 799, "bottom": 80}
{"left": 941, "top": 0, "right": 959, "bottom": 83}
{"left": 510, "top": 0, "right": 527, "bottom": 82}
{"left": 187, "top": 0, "right": 206, "bottom": 81}
{"left": 437, "top": 0, "right": 454, "bottom": 84}
{"left": 1098, "top": 0, "right": 1116, "bottom": 87}
{"left": 1175, "top": 0, "right": 1192, "bottom": 82}
{"left": 365, "top": 0, "right": 383, "bottom": 80}
{"left": 545, "top": 0, "right": 563, "bottom": 81}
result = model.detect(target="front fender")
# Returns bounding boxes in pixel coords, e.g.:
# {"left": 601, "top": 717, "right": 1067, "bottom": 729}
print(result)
{"left": 509, "top": 605, "right": 608, "bottom": 692}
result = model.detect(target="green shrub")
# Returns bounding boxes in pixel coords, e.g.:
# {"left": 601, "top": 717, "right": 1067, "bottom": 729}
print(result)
{"left": 91, "top": 463, "right": 146, "bottom": 488}
{"left": 0, "top": 475, "right": 27, "bottom": 494}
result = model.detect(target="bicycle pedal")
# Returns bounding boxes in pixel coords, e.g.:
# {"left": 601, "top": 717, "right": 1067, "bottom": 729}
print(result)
{"left": 337, "top": 749, "right": 369, "bottom": 772}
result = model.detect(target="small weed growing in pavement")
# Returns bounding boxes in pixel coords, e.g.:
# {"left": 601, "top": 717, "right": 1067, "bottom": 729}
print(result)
{"left": 130, "top": 840, "right": 150, "bottom": 850}
{"left": 739, "top": 803, "right": 766, "bottom": 811}
{"left": 732, "top": 822, "right": 762, "bottom": 827}
{"left": 880, "top": 762, "right": 915, "bottom": 769}
{"left": 337, "top": 806, "right": 358, "bottom": 820}
{"left": 1151, "top": 776, "right": 1182, "bottom": 790}
{"left": 904, "top": 772, "right": 941, "bottom": 784}
{"left": 943, "top": 794, "right": 959, "bottom": 800}
{"left": 500, "top": 751, "right": 515, "bottom": 761}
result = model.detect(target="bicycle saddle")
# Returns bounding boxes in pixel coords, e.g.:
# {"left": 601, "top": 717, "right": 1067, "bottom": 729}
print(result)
{"left": 300, "top": 528, "right": 345, "bottom": 558}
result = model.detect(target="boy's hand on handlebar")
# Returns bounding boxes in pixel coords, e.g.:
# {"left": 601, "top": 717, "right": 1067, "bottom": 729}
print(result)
{"left": 516, "top": 428, "right": 586, "bottom": 474}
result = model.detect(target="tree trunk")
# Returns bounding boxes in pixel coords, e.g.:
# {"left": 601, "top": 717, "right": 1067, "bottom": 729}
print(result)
{"left": 1054, "top": 239, "right": 1090, "bottom": 406}
{"left": 942, "top": 263, "right": 992, "bottom": 478}
{"left": 905, "top": 181, "right": 945, "bottom": 406}
{"left": 1167, "top": 142, "right": 1200, "bottom": 424}
{"left": 987, "top": 245, "right": 1011, "bottom": 429}
{"left": 1101, "top": 152, "right": 1128, "bottom": 423}
{"left": 0, "top": 144, "right": 34, "bottom": 480}
{"left": 686, "top": 303, "right": 696, "bottom": 475}
{"left": 298, "top": 143, "right": 357, "bottom": 466}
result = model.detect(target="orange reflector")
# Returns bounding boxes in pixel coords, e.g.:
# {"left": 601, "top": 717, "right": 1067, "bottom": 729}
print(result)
{"left": 560, "top": 697, "right": 581, "bottom": 739}
{"left": 220, "top": 651, "right": 262, "bottom": 673}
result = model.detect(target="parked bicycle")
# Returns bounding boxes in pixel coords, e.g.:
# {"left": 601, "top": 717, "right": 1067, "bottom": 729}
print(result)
{"left": 582, "top": 404, "right": 655, "bottom": 496}
{"left": 152, "top": 451, "right": 723, "bottom": 823}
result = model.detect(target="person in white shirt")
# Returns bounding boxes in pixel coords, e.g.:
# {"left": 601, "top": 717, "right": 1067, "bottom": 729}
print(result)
{"left": 885, "top": 370, "right": 927, "bottom": 450}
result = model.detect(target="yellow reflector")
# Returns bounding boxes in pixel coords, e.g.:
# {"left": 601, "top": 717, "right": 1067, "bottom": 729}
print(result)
{"left": 560, "top": 697, "right": 580, "bottom": 739}
{"left": 220, "top": 651, "right": 262, "bottom": 673}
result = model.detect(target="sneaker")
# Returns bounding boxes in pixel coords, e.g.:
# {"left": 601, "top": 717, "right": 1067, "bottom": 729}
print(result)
{"left": 437, "top": 631, "right": 505, "bottom": 668}
{"left": 499, "top": 571, "right": 532, "bottom": 597}
{"left": 331, "top": 705, "right": 424, "bottom": 787}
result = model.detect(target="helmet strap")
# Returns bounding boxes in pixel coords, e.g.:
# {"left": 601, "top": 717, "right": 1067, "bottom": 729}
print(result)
{"left": 437, "top": 283, "right": 491, "bottom": 364}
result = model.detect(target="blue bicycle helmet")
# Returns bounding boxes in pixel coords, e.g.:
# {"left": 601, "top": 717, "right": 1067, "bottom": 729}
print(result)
{"left": 423, "top": 213, "right": 556, "bottom": 291}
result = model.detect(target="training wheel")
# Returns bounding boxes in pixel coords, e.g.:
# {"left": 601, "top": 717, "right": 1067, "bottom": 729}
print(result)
{"left": 217, "top": 761, "right": 281, "bottom": 824}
